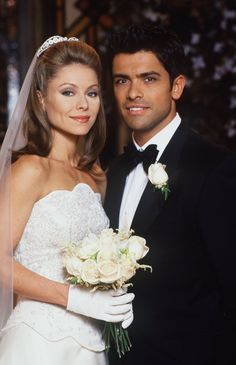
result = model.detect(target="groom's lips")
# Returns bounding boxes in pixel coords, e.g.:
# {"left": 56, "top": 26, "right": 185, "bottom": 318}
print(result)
{"left": 125, "top": 105, "right": 149, "bottom": 116}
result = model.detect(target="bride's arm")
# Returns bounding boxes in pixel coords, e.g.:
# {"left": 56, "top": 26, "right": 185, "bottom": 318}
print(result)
{"left": 11, "top": 155, "right": 69, "bottom": 307}
{"left": 2, "top": 155, "right": 134, "bottom": 327}
{"left": 13, "top": 263, "right": 69, "bottom": 307}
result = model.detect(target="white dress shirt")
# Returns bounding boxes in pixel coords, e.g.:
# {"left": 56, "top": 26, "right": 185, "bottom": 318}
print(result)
{"left": 119, "top": 113, "right": 181, "bottom": 231}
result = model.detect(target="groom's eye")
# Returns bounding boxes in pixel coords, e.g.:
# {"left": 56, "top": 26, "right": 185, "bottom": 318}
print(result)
{"left": 144, "top": 76, "right": 157, "bottom": 83}
{"left": 114, "top": 78, "right": 128, "bottom": 85}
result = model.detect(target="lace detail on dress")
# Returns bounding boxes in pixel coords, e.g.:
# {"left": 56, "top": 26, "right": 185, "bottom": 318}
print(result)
{"left": 3, "top": 183, "right": 109, "bottom": 351}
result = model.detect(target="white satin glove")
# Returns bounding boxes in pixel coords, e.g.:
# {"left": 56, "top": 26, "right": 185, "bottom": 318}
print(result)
{"left": 67, "top": 285, "right": 134, "bottom": 329}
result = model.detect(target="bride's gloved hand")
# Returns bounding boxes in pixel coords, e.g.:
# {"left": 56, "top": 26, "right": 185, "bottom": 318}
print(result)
{"left": 66, "top": 285, "right": 134, "bottom": 328}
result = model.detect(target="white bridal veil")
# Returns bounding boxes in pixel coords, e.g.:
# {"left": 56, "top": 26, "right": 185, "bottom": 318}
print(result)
{"left": 0, "top": 35, "right": 79, "bottom": 331}
{"left": 0, "top": 53, "right": 37, "bottom": 330}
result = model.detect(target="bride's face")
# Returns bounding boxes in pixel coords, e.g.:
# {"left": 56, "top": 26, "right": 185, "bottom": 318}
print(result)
{"left": 38, "top": 63, "right": 100, "bottom": 137}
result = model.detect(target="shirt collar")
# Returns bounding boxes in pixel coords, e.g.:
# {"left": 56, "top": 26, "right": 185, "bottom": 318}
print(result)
{"left": 133, "top": 113, "right": 181, "bottom": 158}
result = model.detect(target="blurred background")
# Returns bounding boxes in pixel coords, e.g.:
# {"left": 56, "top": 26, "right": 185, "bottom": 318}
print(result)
{"left": 0, "top": 0, "right": 236, "bottom": 168}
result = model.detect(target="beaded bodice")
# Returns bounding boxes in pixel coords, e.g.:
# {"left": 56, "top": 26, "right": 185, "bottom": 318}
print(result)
{"left": 4, "top": 183, "right": 109, "bottom": 351}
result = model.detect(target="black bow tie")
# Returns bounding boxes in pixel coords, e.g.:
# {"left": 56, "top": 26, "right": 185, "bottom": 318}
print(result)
{"left": 123, "top": 143, "right": 159, "bottom": 174}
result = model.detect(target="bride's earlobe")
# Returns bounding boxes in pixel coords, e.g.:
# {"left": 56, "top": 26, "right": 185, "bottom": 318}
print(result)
{"left": 36, "top": 90, "right": 46, "bottom": 111}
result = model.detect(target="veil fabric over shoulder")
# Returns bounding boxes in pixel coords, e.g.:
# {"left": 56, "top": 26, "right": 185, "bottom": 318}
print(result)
{"left": 0, "top": 54, "right": 37, "bottom": 330}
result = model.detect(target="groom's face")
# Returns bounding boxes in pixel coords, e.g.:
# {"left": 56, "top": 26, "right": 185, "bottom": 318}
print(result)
{"left": 112, "top": 50, "right": 184, "bottom": 145}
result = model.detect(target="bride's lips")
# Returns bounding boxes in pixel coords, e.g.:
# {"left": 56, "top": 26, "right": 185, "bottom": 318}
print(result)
{"left": 70, "top": 115, "right": 90, "bottom": 123}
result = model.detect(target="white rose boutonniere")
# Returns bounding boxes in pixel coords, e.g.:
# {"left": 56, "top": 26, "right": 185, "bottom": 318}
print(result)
{"left": 148, "top": 162, "right": 170, "bottom": 200}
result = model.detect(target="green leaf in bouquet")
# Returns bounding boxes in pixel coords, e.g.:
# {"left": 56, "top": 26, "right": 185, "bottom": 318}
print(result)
{"left": 67, "top": 276, "right": 78, "bottom": 285}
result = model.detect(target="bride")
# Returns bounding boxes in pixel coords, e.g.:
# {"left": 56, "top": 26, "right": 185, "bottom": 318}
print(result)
{"left": 0, "top": 36, "right": 134, "bottom": 364}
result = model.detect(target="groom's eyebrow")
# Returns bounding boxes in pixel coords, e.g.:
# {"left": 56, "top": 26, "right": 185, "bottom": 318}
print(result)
{"left": 113, "top": 71, "right": 161, "bottom": 79}
{"left": 139, "top": 71, "right": 161, "bottom": 78}
{"left": 113, "top": 73, "right": 130, "bottom": 79}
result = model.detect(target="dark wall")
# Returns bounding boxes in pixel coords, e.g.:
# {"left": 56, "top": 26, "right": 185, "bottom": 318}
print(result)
{"left": 97, "top": 0, "right": 236, "bottom": 167}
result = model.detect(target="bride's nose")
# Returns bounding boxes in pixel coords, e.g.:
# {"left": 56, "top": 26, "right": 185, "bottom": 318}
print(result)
{"left": 75, "top": 94, "right": 88, "bottom": 110}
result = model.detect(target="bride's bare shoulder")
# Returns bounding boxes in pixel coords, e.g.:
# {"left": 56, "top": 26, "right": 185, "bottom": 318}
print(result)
{"left": 11, "top": 154, "right": 49, "bottom": 191}
{"left": 12, "top": 154, "right": 50, "bottom": 175}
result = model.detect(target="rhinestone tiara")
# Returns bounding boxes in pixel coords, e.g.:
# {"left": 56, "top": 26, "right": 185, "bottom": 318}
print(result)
{"left": 36, "top": 35, "right": 79, "bottom": 58}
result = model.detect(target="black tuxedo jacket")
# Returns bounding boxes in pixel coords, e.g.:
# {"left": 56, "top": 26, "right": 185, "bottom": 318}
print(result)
{"left": 104, "top": 124, "right": 236, "bottom": 365}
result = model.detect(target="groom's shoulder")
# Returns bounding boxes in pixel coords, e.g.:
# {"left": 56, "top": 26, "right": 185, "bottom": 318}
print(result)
{"left": 183, "top": 125, "right": 235, "bottom": 166}
{"left": 106, "top": 153, "right": 125, "bottom": 174}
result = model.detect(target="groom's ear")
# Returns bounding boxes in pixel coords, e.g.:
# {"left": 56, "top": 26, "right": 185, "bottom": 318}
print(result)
{"left": 171, "top": 75, "right": 186, "bottom": 101}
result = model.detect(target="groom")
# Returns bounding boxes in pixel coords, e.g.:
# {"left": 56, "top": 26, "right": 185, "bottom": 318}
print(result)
{"left": 104, "top": 23, "right": 236, "bottom": 365}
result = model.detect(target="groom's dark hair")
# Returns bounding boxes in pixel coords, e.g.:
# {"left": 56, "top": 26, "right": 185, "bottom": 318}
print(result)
{"left": 107, "top": 22, "right": 187, "bottom": 85}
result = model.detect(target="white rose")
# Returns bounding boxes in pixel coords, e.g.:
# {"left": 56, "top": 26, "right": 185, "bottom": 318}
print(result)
{"left": 96, "top": 246, "right": 118, "bottom": 261}
{"left": 117, "top": 239, "right": 129, "bottom": 251}
{"left": 148, "top": 163, "right": 169, "bottom": 188}
{"left": 63, "top": 256, "right": 83, "bottom": 278}
{"left": 80, "top": 259, "right": 100, "bottom": 285}
{"left": 97, "top": 248, "right": 121, "bottom": 283}
{"left": 127, "top": 235, "right": 149, "bottom": 260}
{"left": 99, "top": 228, "right": 120, "bottom": 245}
{"left": 119, "top": 256, "right": 136, "bottom": 281}
{"left": 100, "top": 228, "right": 114, "bottom": 236}
{"left": 97, "top": 259, "right": 121, "bottom": 283}
{"left": 77, "top": 233, "right": 101, "bottom": 259}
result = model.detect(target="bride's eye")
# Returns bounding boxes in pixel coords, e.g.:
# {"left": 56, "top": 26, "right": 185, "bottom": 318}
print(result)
{"left": 61, "top": 90, "right": 74, "bottom": 97}
{"left": 87, "top": 90, "right": 98, "bottom": 98}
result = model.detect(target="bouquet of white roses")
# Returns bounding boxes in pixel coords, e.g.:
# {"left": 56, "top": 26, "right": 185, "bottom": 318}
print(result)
{"left": 62, "top": 228, "right": 151, "bottom": 357}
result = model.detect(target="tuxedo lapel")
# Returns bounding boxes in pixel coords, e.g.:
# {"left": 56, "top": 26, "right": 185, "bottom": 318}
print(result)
{"left": 131, "top": 180, "right": 164, "bottom": 234}
{"left": 104, "top": 157, "right": 127, "bottom": 229}
{"left": 131, "top": 123, "right": 188, "bottom": 235}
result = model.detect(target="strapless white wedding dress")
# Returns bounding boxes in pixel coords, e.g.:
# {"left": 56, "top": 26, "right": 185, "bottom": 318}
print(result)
{"left": 0, "top": 183, "right": 109, "bottom": 365}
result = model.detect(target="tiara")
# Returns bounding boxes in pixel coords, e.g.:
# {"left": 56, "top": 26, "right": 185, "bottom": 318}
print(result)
{"left": 36, "top": 35, "right": 79, "bottom": 58}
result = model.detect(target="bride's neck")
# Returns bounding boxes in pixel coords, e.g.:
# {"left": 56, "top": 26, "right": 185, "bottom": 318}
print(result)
{"left": 49, "top": 132, "right": 80, "bottom": 167}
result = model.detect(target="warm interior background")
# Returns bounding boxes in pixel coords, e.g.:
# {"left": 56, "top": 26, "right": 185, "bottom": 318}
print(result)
{"left": 0, "top": 0, "right": 235, "bottom": 168}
